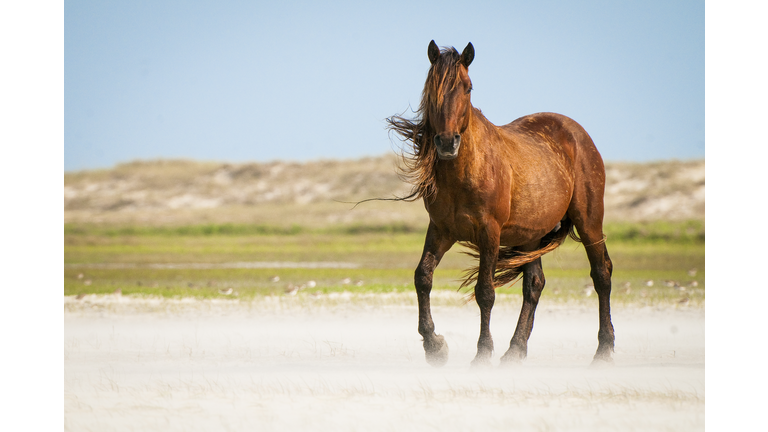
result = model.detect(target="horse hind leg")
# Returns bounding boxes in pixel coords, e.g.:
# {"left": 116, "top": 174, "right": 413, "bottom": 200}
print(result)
{"left": 500, "top": 256, "right": 545, "bottom": 365}
{"left": 568, "top": 132, "right": 615, "bottom": 365}
{"left": 589, "top": 241, "right": 615, "bottom": 364}
{"left": 577, "top": 222, "right": 615, "bottom": 365}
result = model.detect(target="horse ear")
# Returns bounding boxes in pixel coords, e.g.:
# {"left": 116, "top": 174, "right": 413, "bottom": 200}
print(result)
{"left": 460, "top": 42, "right": 474, "bottom": 67}
{"left": 428, "top": 40, "right": 440, "bottom": 65}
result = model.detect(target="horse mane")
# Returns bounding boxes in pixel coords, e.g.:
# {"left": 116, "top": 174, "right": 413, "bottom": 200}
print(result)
{"left": 386, "top": 46, "right": 464, "bottom": 202}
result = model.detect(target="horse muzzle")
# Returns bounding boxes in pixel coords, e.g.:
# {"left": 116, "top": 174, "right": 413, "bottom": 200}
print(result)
{"left": 434, "top": 133, "right": 461, "bottom": 160}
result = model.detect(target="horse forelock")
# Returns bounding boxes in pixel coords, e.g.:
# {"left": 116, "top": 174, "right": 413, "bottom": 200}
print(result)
{"left": 386, "top": 47, "right": 465, "bottom": 203}
{"left": 422, "top": 47, "right": 463, "bottom": 117}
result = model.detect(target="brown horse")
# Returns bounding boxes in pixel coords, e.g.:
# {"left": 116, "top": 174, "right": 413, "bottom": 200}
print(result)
{"left": 387, "top": 40, "right": 615, "bottom": 367}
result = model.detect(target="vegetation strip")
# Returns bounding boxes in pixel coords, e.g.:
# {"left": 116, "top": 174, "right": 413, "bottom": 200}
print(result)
{"left": 64, "top": 219, "right": 704, "bottom": 243}
{"left": 65, "top": 261, "right": 360, "bottom": 269}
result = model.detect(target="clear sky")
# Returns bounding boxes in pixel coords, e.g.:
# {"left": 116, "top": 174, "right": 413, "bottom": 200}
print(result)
{"left": 64, "top": 0, "right": 704, "bottom": 171}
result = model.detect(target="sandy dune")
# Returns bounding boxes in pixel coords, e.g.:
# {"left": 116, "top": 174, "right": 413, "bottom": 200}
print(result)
{"left": 65, "top": 295, "right": 703, "bottom": 431}
{"left": 64, "top": 157, "right": 704, "bottom": 226}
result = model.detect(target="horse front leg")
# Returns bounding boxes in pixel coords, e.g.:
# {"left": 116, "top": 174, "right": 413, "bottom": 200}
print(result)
{"left": 415, "top": 222, "right": 455, "bottom": 367}
{"left": 470, "top": 223, "right": 500, "bottom": 367}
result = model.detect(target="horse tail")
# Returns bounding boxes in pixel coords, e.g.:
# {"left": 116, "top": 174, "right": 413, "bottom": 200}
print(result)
{"left": 459, "top": 218, "right": 580, "bottom": 294}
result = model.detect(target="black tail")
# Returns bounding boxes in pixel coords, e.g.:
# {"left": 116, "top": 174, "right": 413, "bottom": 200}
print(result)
{"left": 460, "top": 218, "right": 580, "bottom": 291}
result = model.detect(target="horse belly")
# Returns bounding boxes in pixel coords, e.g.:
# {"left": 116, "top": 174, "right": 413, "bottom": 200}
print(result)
{"left": 499, "top": 223, "right": 557, "bottom": 247}
{"left": 500, "top": 177, "right": 573, "bottom": 246}
{"left": 431, "top": 203, "right": 561, "bottom": 246}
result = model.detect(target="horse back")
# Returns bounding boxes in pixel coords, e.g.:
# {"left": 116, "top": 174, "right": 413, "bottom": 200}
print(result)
{"left": 493, "top": 112, "right": 605, "bottom": 244}
{"left": 502, "top": 113, "right": 594, "bottom": 162}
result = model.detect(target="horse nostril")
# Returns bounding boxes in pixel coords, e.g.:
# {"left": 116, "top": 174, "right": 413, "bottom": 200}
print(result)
{"left": 433, "top": 135, "right": 441, "bottom": 146}
{"left": 454, "top": 134, "right": 461, "bottom": 141}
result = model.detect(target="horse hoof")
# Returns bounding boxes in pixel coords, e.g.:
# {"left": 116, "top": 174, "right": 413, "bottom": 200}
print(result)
{"left": 498, "top": 355, "right": 523, "bottom": 367}
{"left": 424, "top": 335, "right": 449, "bottom": 367}
{"left": 470, "top": 356, "right": 492, "bottom": 368}
{"left": 499, "top": 345, "right": 526, "bottom": 365}
{"left": 591, "top": 346, "right": 615, "bottom": 368}
{"left": 590, "top": 357, "right": 615, "bottom": 369}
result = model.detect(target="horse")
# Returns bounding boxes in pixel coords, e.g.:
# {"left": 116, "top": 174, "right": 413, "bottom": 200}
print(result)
{"left": 386, "top": 40, "right": 615, "bottom": 367}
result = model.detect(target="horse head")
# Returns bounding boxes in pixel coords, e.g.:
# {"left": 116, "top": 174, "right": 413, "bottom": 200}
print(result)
{"left": 426, "top": 40, "right": 475, "bottom": 160}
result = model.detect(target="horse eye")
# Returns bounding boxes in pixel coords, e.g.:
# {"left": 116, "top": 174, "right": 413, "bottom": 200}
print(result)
{"left": 466, "top": 86, "right": 473, "bottom": 94}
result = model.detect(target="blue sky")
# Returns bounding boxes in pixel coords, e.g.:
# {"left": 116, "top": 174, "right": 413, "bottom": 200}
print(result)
{"left": 64, "top": 0, "right": 704, "bottom": 171}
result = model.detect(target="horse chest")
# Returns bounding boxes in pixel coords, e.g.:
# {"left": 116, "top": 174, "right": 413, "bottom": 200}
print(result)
{"left": 425, "top": 187, "right": 501, "bottom": 242}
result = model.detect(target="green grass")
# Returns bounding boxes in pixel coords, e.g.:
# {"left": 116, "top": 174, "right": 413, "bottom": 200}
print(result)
{"left": 64, "top": 219, "right": 704, "bottom": 240}
{"left": 64, "top": 221, "right": 704, "bottom": 306}
{"left": 603, "top": 219, "right": 704, "bottom": 244}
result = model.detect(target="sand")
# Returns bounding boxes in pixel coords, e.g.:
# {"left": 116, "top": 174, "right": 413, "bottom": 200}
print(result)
{"left": 64, "top": 294, "right": 704, "bottom": 431}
